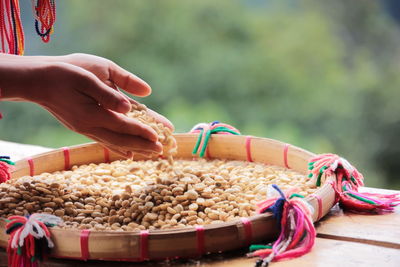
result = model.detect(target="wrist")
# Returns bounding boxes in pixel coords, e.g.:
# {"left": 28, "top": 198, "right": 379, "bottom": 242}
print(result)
{"left": 58, "top": 53, "right": 81, "bottom": 65}
{"left": 0, "top": 60, "right": 53, "bottom": 102}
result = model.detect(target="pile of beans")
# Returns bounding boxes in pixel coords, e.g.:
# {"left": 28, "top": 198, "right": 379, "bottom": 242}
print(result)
{"left": 127, "top": 103, "right": 176, "bottom": 162}
{"left": 0, "top": 158, "right": 317, "bottom": 231}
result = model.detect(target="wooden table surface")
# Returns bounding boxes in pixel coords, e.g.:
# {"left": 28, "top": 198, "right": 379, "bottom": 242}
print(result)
{"left": 0, "top": 142, "right": 399, "bottom": 267}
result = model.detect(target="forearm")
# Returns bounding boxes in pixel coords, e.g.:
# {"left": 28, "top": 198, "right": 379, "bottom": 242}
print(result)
{"left": 0, "top": 53, "right": 68, "bottom": 63}
{"left": 0, "top": 60, "right": 49, "bottom": 101}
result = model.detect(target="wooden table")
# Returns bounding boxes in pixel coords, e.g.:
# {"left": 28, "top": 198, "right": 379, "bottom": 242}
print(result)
{"left": 0, "top": 142, "right": 399, "bottom": 267}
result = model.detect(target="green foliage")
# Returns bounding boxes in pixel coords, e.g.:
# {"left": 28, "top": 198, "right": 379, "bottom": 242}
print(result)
{"left": 1, "top": 0, "right": 399, "bottom": 189}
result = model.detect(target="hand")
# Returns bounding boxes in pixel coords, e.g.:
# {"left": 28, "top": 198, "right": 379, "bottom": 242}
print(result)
{"left": 0, "top": 55, "right": 173, "bottom": 158}
{"left": 61, "top": 53, "right": 151, "bottom": 96}
{"left": 60, "top": 53, "right": 174, "bottom": 132}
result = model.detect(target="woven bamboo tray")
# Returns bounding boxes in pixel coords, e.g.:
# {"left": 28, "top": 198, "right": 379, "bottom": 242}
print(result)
{"left": 0, "top": 134, "right": 336, "bottom": 261}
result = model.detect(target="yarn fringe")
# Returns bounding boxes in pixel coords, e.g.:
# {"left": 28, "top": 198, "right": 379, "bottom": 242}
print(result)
{"left": 190, "top": 121, "right": 240, "bottom": 158}
{"left": 0, "top": 156, "right": 14, "bottom": 183}
{"left": 248, "top": 185, "right": 316, "bottom": 267}
{"left": 308, "top": 153, "right": 400, "bottom": 213}
{"left": 6, "top": 213, "right": 62, "bottom": 267}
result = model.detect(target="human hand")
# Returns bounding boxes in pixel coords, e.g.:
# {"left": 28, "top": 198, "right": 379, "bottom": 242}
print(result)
{"left": 0, "top": 57, "right": 173, "bottom": 158}
{"left": 60, "top": 53, "right": 174, "bottom": 133}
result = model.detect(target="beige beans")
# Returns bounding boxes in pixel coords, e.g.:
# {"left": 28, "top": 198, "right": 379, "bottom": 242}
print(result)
{"left": 185, "top": 190, "right": 199, "bottom": 200}
{"left": 167, "top": 207, "right": 177, "bottom": 214}
{"left": 126, "top": 104, "right": 177, "bottom": 160}
{"left": 189, "top": 203, "right": 198, "bottom": 211}
{"left": 0, "top": 158, "right": 317, "bottom": 231}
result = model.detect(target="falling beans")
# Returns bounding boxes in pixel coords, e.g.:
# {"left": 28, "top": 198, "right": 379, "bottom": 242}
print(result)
{"left": 126, "top": 105, "right": 177, "bottom": 161}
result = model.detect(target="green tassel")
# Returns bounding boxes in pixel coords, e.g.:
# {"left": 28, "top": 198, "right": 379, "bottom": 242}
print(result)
{"left": 199, "top": 129, "right": 213, "bottom": 157}
{"left": 211, "top": 126, "right": 240, "bottom": 136}
{"left": 316, "top": 172, "right": 323, "bottom": 186}
{"left": 347, "top": 192, "right": 377, "bottom": 205}
{"left": 249, "top": 244, "right": 272, "bottom": 252}
{"left": 0, "top": 159, "right": 15, "bottom": 165}
{"left": 320, "top": 165, "right": 328, "bottom": 173}
{"left": 198, "top": 127, "right": 240, "bottom": 158}
{"left": 316, "top": 165, "right": 328, "bottom": 186}
{"left": 342, "top": 185, "right": 377, "bottom": 205}
{"left": 192, "top": 129, "right": 204, "bottom": 155}
{"left": 289, "top": 193, "right": 305, "bottom": 199}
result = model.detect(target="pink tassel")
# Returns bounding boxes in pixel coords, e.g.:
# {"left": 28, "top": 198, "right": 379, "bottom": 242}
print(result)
{"left": 0, "top": 157, "right": 14, "bottom": 183}
{"left": 309, "top": 154, "right": 400, "bottom": 213}
{"left": 249, "top": 185, "right": 316, "bottom": 266}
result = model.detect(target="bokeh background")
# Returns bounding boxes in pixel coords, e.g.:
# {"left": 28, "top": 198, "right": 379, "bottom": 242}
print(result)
{"left": 0, "top": 0, "right": 399, "bottom": 189}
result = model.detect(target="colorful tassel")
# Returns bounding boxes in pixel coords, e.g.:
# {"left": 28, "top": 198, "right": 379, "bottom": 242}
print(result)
{"left": 6, "top": 213, "right": 62, "bottom": 267}
{"left": 0, "top": 156, "right": 14, "bottom": 183}
{"left": 32, "top": 0, "right": 57, "bottom": 43}
{"left": 308, "top": 153, "right": 400, "bottom": 213}
{"left": 190, "top": 121, "right": 240, "bottom": 157}
{"left": 0, "top": 0, "right": 25, "bottom": 55}
{"left": 248, "top": 185, "right": 316, "bottom": 266}
{"left": 0, "top": 0, "right": 57, "bottom": 55}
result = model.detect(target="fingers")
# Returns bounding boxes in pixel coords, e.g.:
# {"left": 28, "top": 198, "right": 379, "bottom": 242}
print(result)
{"left": 45, "top": 108, "right": 134, "bottom": 158}
{"left": 109, "top": 62, "right": 152, "bottom": 97}
{"left": 85, "top": 104, "right": 159, "bottom": 142}
{"left": 127, "top": 98, "right": 175, "bottom": 131}
{"left": 45, "top": 101, "right": 162, "bottom": 154}
{"left": 97, "top": 85, "right": 170, "bottom": 136}
{"left": 80, "top": 71, "right": 131, "bottom": 114}
{"left": 90, "top": 127, "right": 163, "bottom": 154}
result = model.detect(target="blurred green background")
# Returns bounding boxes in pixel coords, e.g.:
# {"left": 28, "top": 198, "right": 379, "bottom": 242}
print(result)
{"left": 1, "top": 0, "right": 399, "bottom": 189}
